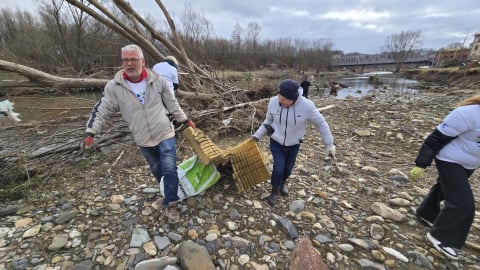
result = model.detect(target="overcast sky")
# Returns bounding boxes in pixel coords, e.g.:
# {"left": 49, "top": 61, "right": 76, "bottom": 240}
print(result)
{"left": 1, "top": 0, "right": 478, "bottom": 54}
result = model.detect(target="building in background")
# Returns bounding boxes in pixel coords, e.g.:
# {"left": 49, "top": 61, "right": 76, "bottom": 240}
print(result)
{"left": 434, "top": 48, "right": 471, "bottom": 66}
{"left": 470, "top": 32, "right": 480, "bottom": 61}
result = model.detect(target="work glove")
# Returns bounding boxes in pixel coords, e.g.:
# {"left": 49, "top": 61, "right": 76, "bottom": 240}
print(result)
{"left": 410, "top": 166, "right": 425, "bottom": 181}
{"left": 326, "top": 145, "right": 336, "bottom": 159}
{"left": 175, "top": 119, "right": 196, "bottom": 132}
{"left": 82, "top": 132, "right": 94, "bottom": 150}
{"left": 187, "top": 119, "right": 196, "bottom": 129}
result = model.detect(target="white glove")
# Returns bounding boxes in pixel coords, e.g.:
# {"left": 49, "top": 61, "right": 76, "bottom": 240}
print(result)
{"left": 326, "top": 145, "right": 336, "bottom": 159}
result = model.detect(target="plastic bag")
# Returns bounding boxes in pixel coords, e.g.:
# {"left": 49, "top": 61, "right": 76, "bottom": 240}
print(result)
{"left": 160, "top": 155, "right": 221, "bottom": 201}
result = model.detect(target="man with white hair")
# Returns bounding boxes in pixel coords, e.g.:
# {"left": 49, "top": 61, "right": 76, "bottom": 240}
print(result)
{"left": 83, "top": 44, "right": 195, "bottom": 223}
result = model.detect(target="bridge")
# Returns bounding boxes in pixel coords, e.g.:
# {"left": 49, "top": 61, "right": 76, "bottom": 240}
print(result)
{"left": 330, "top": 53, "right": 434, "bottom": 68}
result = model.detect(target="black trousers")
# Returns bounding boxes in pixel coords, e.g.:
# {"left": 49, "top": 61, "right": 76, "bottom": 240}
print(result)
{"left": 416, "top": 158, "right": 475, "bottom": 248}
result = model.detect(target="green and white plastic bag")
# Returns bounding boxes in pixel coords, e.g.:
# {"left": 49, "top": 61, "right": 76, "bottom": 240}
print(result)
{"left": 160, "top": 155, "right": 221, "bottom": 201}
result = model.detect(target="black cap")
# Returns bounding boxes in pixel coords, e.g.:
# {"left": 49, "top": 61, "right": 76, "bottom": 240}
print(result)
{"left": 278, "top": 79, "right": 299, "bottom": 100}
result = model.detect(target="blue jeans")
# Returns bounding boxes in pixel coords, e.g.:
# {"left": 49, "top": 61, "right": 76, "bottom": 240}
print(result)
{"left": 269, "top": 139, "right": 300, "bottom": 189}
{"left": 139, "top": 137, "right": 179, "bottom": 207}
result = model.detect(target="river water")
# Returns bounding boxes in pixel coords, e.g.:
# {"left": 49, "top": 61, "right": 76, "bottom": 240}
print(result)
{"left": 6, "top": 71, "right": 420, "bottom": 122}
{"left": 324, "top": 71, "right": 420, "bottom": 98}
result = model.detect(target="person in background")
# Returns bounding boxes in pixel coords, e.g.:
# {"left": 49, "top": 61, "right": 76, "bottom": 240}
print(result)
{"left": 329, "top": 81, "right": 339, "bottom": 96}
{"left": 252, "top": 79, "right": 335, "bottom": 206}
{"left": 83, "top": 44, "right": 195, "bottom": 224}
{"left": 152, "top": 55, "right": 179, "bottom": 94}
{"left": 300, "top": 77, "right": 311, "bottom": 99}
{"left": 410, "top": 95, "right": 480, "bottom": 260}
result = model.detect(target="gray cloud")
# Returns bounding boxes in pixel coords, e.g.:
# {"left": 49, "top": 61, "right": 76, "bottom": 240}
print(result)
{"left": 1, "top": 0, "right": 478, "bottom": 53}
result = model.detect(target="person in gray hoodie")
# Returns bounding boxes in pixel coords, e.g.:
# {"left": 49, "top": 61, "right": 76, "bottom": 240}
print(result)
{"left": 252, "top": 79, "right": 335, "bottom": 206}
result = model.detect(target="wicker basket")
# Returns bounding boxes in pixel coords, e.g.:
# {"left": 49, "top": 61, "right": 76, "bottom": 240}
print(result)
{"left": 182, "top": 127, "right": 270, "bottom": 191}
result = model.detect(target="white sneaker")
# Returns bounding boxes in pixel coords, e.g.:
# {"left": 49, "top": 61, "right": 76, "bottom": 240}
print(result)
{"left": 426, "top": 232, "right": 458, "bottom": 260}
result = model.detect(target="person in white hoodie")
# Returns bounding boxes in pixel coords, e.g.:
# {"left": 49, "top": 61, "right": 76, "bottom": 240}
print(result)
{"left": 252, "top": 79, "right": 336, "bottom": 206}
{"left": 410, "top": 95, "right": 480, "bottom": 260}
{"left": 152, "top": 55, "right": 179, "bottom": 94}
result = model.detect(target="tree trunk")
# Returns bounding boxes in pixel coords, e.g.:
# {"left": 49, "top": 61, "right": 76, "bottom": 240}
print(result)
{"left": 0, "top": 60, "right": 108, "bottom": 89}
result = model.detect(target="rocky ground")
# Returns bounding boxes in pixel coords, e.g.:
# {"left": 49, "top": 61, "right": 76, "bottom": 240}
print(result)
{"left": 1, "top": 68, "right": 480, "bottom": 270}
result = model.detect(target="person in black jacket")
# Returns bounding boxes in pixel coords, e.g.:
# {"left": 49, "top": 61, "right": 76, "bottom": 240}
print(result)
{"left": 410, "top": 95, "right": 480, "bottom": 260}
{"left": 300, "top": 77, "right": 311, "bottom": 99}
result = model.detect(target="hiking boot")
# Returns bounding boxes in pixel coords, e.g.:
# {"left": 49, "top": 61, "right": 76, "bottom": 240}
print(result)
{"left": 166, "top": 202, "right": 180, "bottom": 224}
{"left": 280, "top": 184, "right": 289, "bottom": 196}
{"left": 267, "top": 188, "right": 280, "bottom": 206}
{"left": 426, "top": 232, "right": 458, "bottom": 260}
{"left": 152, "top": 198, "right": 163, "bottom": 210}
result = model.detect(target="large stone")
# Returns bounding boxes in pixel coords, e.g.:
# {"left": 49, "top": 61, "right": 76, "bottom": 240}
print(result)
{"left": 134, "top": 257, "right": 177, "bottom": 270}
{"left": 55, "top": 210, "right": 80, "bottom": 224}
{"left": 370, "top": 202, "right": 407, "bottom": 222}
{"left": 176, "top": 241, "right": 215, "bottom": 270}
{"left": 0, "top": 205, "right": 18, "bottom": 217}
{"left": 48, "top": 234, "right": 68, "bottom": 251}
{"left": 289, "top": 237, "right": 328, "bottom": 270}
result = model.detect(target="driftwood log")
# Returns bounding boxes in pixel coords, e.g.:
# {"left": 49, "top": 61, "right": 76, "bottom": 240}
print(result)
{"left": 0, "top": 60, "right": 108, "bottom": 89}
{"left": 0, "top": 60, "right": 217, "bottom": 100}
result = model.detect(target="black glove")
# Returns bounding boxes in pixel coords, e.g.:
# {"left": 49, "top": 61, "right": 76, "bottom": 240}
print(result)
{"left": 175, "top": 119, "right": 196, "bottom": 132}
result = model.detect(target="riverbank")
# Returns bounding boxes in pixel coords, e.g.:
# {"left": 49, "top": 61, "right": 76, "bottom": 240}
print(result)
{"left": 401, "top": 66, "right": 480, "bottom": 91}
{"left": 1, "top": 67, "right": 480, "bottom": 269}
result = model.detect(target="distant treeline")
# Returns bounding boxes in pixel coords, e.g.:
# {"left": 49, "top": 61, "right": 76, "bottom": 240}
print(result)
{"left": 0, "top": 4, "right": 335, "bottom": 76}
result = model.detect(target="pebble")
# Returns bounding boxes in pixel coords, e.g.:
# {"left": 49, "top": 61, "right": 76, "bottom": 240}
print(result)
{"left": 1, "top": 91, "right": 480, "bottom": 269}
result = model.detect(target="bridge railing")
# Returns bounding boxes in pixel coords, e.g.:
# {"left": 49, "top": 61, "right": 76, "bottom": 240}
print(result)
{"left": 331, "top": 53, "right": 434, "bottom": 66}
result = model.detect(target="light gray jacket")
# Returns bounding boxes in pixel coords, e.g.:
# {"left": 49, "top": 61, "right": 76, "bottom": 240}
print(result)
{"left": 253, "top": 96, "right": 334, "bottom": 147}
{"left": 86, "top": 69, "right": 187, "bottom": 147}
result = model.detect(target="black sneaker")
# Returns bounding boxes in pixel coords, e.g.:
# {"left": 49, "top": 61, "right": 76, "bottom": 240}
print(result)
{"left": 267, "top": 193, "right": 279, "bottom": 206}
{"left": 280, "top": 184, "right": 289, "bottom": 196}
{"left": 426, "top": 232, "right": 458, "bottom": 260}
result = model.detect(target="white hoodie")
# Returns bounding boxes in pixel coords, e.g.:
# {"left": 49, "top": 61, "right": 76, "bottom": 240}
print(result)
{"left": 253, "top": 95, "right": 334, "bottom": 147}
{"left": 436, "top": 104, "right": 480, "bottom": 169}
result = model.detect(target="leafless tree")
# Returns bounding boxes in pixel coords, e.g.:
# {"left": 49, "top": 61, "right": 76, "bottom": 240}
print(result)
{"left": 180, "top": 3, "right": 214, "bottom": 62}
{"left": 0, "top": 9, "right": 50, "bottom": 65}
{"left": 383, "top": 30, "right": 423, "bottom": 72}
{"left": 1, "top": 1, "right": 336, "bottom": 89}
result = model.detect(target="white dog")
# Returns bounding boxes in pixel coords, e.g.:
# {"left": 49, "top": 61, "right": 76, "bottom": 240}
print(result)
{"left": 0, "top": 100, "right": 21, "bottom": 122}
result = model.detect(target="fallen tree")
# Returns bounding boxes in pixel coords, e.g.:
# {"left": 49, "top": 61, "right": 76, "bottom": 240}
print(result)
{"left": 0, "top": 60, "right": 108, "bottom": 89}
{"left": 0, "top": 1, "right": 227, "bottom": 109}
{"left": 0, "top": 0, "right": 279, "bottom": 190}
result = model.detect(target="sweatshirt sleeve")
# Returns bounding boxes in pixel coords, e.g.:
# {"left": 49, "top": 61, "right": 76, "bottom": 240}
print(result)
{"left": 159, "top": 79, "right": 187, "bottom": 122}
{"left": 414, "top": 107, "right": 471, "bottom": 168}
{"left": 253, "top": 98, "right": 275, "bottom": 140}
{"left": 309, "top": 105, "right": 334, "bottom": 147}
{"left": 85, "top": 82, "right": 118, "bottom": 135}
{"left": 414, "top": 128, "right": 456, "bottom": 168}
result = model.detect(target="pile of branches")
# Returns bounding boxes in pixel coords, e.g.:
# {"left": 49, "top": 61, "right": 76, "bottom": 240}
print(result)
{"left": 0, "top": 84, "right": 275, "bottom": 197}
{"left": 0, "top": 0, "right": 282, "bottom": 197}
